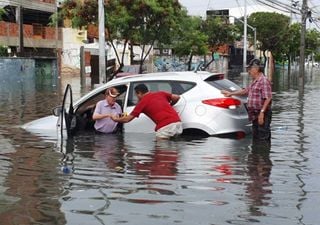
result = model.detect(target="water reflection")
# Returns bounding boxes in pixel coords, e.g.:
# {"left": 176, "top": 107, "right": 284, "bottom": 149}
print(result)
{"left": 0, "top": 129, "right": 66, "bottom": 224}
{"left": 54, "top": 133, "right": 257, "bottom": 224}
{"left": 246, "top": 140, "right": 272, "bottom": 217}
{"left": 59, "top": 138, "right": 76, "bottom": 175}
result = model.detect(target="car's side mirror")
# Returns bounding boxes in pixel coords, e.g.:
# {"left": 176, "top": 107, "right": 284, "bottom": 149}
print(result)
{"left": 52, "top": 106, "right": 62, "bottom": 117}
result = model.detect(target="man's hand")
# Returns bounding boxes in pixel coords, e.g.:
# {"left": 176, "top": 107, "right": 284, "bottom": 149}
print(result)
{"left": 111, "top": 114, "right": 135, "bottom": 123}
{"left": 221, "top": 90, "right": 232, "bottom": 97}
{"left": 111, "top": 114, "right": 120, "bottom": 122}
{"left": 170, "top": 94, "right": 180, "bottom": 105}
{"left": 258, "top": 112, "right": 264, "bottom": 125}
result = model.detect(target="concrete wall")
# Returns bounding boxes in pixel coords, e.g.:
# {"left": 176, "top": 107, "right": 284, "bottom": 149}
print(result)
{"left": 0, "top": 58, "right": 57, "bottom": 86}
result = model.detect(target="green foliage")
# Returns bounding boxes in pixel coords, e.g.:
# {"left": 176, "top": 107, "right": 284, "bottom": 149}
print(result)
{"left": 172, "top": 15, "right": 208, "bottom": 57}
{"left": 56, "top": 0, "right": 98, "bottom": 28}
{"left": 106, "top": 0, "right": 184, "bottom": 69}
{"left": 48, "top": 12, "right": 61, "bottom": 27}
{"left": 306, "top": 28, "right": 320, "bottom": 56}
{"left": 202, "top": 16, "right": 237, "bottom": 52}
{"left": 248, "top": 12, "right": 290, "bottom": 53}
{"left": 0, "top": 8, "right": 6, "bottom": 21}
{"left": 272, "top": 23, "right": 301, "bottom": 63}
{"left": 171, "top": 14, "right": 208, "bottom": 70}
{"left": 314, "top": 52, "right": 320, "bottom": 62}
{"left": 0, "top": 46, "right": 8, "bottom": 57}
{"left": 107, "top": 0, "right": 182, "bottom": 44}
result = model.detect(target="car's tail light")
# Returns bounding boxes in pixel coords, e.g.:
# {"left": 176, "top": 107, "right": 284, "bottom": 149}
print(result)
{"left": 202, "top": 98, "right": 241, "bottom": 109}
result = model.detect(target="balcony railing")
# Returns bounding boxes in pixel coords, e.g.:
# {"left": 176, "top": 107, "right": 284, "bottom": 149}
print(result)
{"left": 0, "top": 21, "right": 62, "bottom": 40}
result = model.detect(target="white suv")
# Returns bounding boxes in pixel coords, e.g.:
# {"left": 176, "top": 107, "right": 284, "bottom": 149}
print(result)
{"left": 23, "top": 71, "right": 251, "bottom": 138}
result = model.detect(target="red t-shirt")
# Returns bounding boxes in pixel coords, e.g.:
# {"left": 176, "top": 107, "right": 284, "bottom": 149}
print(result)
{"left": 130, "top": 91, "right": 181, "bottom": 131}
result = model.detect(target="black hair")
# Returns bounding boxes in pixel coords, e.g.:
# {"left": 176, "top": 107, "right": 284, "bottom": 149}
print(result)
{"left": 134, "top": 83, "right": 149, "bottom": 94}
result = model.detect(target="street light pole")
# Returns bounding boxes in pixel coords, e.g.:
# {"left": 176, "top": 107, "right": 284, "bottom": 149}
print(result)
{"left": 253, "top": 27, "right": 256, "bottom": 58}
{"left": 98, "top": 0, "right": 106, "bottom": 84}
{"left": 233, "top": 17, "right": 256, "bottom": 59}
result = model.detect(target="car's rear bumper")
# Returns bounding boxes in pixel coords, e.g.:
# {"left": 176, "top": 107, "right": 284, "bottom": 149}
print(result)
{"left": 180, "top": 106, "right": 251, "bottom": 136}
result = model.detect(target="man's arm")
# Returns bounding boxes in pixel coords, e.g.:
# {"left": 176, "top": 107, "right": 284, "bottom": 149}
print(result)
{"left": 258, "top": 97, "right": 272, "bottom": 125}
{"left": 92, "top": 113, "right": 111, "bottom": 120}
{"left": 221, "top": 88, "right": 247, "bottom": 97}
{"left": 170, "top": 94, "right": 180, "bottom": 105}
{"left": 260, "top": 97, "right": 272, "bottom": 113}
{"left": 111, "top": 114, "right": 135, "bottom": 123}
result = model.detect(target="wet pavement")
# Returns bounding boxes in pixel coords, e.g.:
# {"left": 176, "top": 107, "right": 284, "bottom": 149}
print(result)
{"left": 0, "top": 68, "right": 320, "bottom": 225}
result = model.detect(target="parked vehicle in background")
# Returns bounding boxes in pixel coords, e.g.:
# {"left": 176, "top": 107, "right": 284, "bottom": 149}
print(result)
{"left": 22, "top": 71, "right": 251, "bottom": 138}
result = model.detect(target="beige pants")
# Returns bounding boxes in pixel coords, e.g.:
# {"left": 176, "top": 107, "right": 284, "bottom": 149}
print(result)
{"left": 156, "top": 122, "right": 183, "bottom": 139}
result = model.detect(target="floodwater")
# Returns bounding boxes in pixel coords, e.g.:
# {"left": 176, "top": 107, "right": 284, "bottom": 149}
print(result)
{"left": 0, "top": 68, "right": 320, "bottom": 225}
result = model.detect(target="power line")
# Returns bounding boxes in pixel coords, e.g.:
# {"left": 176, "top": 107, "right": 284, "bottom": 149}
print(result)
{"left": 254, "top": 0, "right": 300, "bottom": 14}
{"left": 235, "top": 0, "right": 244, "bottom": 17}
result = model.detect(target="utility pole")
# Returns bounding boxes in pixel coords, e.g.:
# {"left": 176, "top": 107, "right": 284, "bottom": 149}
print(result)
{"left": 243, "top": 0, "right": 247, "bottom": 72}
{"left": 299, "top": 0, "right": 308, "bottom": 89}
{"left": 98, "top": 0, "right": 106, "bottom": 84}
{"left": 16, "top": 6, "right": 24, "bottom": 56}
{"left": 290, "top": 0, "right": 293, "bottom": 24}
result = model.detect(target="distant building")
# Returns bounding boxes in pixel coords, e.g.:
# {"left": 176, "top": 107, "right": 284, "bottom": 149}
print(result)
{"left": 0, "top": 0, "right": 62, "bottom": 58}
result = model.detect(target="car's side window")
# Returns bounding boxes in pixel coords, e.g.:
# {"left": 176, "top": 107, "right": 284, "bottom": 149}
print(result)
{"left": 127, "top": 81, "right": 196, "bottom": 107}
{"left": 172, "top": 81, "right": 195, "bottom": 94}
{"left": 149, "top": 82, "right": 172, "bottom": 92}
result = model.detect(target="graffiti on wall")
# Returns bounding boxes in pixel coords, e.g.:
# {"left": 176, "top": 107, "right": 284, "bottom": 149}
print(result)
{"left": 153, "top": 56, "right": 207, "bottom": 72}
{"left": 153, "top": 55, "right": 223, "bottom": 72}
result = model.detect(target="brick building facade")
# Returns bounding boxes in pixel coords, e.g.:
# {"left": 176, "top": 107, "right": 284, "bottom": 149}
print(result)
{"left": 0, "top": 0, "right": 62, "bottom": 58}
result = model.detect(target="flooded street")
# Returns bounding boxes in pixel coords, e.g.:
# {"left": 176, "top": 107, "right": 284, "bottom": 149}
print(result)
{"left": 0, "top": 69, "right": 320, "bottom": 225}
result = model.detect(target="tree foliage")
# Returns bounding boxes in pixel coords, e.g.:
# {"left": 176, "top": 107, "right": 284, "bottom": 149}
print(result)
{"left": 306, "top": 28, "right": 320, "bottom": 57}
{"left": 0, "top": 8, "right": 6, "bottom": 21}
{"left": 172, "top": 15, "right": 208, "bottom": 70}
{"left": 106, "top": 0, "right": 184, "bottom": 72}
{"left": 0, "top": 46, "right": 8, "bottom": 56}
{"left": 248, "top": 12, "right": 290, "bottom": 57}
{"left": 203, "top": 16, "right": 238, "bottom": 52}
{"left": 58, "top": 0, "right": 98, "bottom": 28}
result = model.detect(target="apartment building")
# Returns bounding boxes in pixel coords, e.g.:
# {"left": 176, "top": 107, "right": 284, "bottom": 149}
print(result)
{"left": 0, "top": 0, "right": 62, "bottom": 58}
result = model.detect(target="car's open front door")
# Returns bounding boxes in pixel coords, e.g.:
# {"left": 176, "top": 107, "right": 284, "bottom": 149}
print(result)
{"left": 60, "top": 84, "right": 76, "bottom": 138}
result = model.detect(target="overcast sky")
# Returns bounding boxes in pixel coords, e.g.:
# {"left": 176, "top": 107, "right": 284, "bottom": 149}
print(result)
{"left": 179, "top": 0, "right": 320, "bottom": 20}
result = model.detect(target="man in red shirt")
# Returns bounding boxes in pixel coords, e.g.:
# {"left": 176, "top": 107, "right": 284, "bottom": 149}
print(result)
{"left": 222, "top": 59, "right": 272, "bottom": 141}
{"left": 111, "top": 83, "right": 183, "bottom": 139}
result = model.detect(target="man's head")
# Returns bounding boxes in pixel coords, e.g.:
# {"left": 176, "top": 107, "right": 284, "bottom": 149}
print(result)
{"left": 246, "top": 59, "right": 263, "bottom": 74}
{"left": 105, "top": 87, "right": 120, "bottom": 105}
{"left": 134, "top": 83, "right": 149, "bottom": 100}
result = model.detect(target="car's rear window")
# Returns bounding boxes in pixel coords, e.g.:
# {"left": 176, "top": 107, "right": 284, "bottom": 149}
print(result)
{"left": 205, "top": 77, "right": 242, "bottom": 92}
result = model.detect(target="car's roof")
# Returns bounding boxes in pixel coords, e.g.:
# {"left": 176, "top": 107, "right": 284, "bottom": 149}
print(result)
{"left": 109, "top": 71, "right": 220, "bottom": 85}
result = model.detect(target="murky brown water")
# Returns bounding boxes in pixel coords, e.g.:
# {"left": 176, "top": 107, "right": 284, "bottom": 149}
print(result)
{"left": 0, "top": 69, "right": 320, "bottom": 225}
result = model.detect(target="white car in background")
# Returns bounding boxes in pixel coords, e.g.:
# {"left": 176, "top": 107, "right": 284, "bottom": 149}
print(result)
{"left": 22, "top": 71, "right": 250, "bottom": 138}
